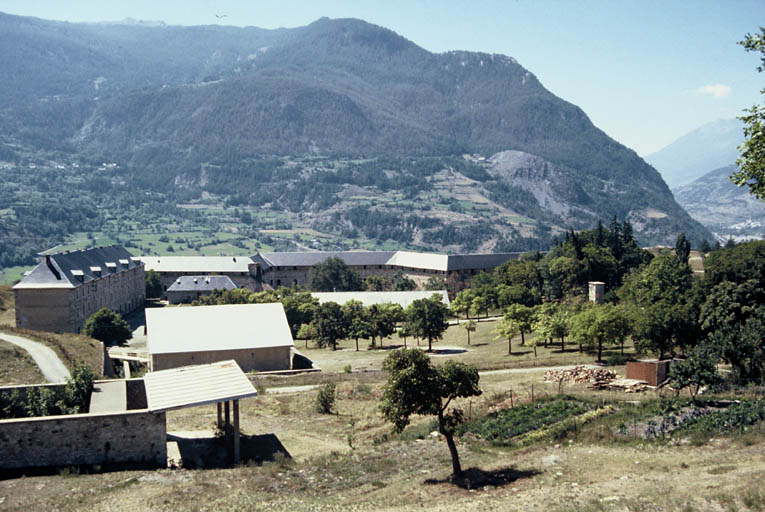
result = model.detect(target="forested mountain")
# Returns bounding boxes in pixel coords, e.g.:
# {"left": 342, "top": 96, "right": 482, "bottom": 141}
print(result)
{"left": 0, "top": 13, "right": 711, "bottom": 269}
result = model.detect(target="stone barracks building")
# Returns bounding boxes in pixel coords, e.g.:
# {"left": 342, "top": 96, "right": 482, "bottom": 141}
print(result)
{"left": 14, "top": 245, "right": 145, "bottom": 333}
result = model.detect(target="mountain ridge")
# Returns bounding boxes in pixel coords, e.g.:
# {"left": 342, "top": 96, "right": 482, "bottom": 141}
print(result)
{"left": 0, "top": 12, "right": 712, "bottom": 258}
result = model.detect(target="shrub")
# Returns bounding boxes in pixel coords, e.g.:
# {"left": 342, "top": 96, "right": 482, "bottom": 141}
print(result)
{"left": 316, "top": 382, "right": 337, "bottom": 414}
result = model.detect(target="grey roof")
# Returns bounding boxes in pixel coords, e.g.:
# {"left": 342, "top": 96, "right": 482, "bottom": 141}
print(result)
{"left": 137, "top": 255, "right": 253, "bottom": 273}
{"left": 14, "top": 245, "right": 141, "bottom": 289}
{"left": 167, "top": 275, "right": 237, "bottom": 293}
{"left": 143, "top": 360, "right": 258, "bottom": 413}
{"left": 146, "top": 303, "right": 294, "bottom": 355}
{"left": 257, "top": 251, "right": 397, "bottom": 268}
{"left": 446, "top": 253, "right": 522, "bottom": 271}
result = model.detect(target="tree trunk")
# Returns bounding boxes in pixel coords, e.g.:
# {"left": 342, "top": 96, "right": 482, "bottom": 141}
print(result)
{"left": 508, "top": 337, "right": 512, "bottom": 355}
{"left": 533, "top": 345, "right": 537, "bottom": 357}
{"left": 561, "top": 337, "right": 565, "bottom": 352}
{"left": 428, "top": 337, "right": 433, "bottom": 352}
{"left": 544, "top": 338, "right": 548, "bottom": 348}
{"left": 332, "top": 339, "right": 336, "bottom": 351}
{"left": 520, "top": 331, "right": 525, "bottom": 346}
{"left": 579, "top": 341, "right": 583, "bottom": 353}
{"left": 597, "top": 338, "right": 602, "bottom": 362}
{"left": 467, "top": 330, "right": 471, "bottom": 345}
{"left": 438, "top": 411, "right": 463, "bottom": 477}
{"left": 621, "top": 340, "right": 624, "bottom": 356}
{"left": 355, "top": 337, "right": 359, "bottom": 352}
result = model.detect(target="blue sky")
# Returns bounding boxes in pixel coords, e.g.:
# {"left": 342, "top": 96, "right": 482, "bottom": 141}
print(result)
{"left": 2, "top": 0, "right": 763, "bottom": 155}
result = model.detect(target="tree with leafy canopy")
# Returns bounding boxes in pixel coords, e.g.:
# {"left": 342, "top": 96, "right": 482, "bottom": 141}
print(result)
{"left": 619, "top": 252, "right": 699, "bottom": 358}
{"left": 342, "top": 299, "right": 372, "bottom": 351}
{"left": 493, "top": 316, "right": 520, "bottom": 355}
{"left": 533, "top": 303, "right": 570, "bottom": 351}
{"left": 424, "top": 276, "right": 446, "bottom": 291}
{"left": 406, "top": 294, "right": 450, "bottom": 352}
{"left": 309, "top": 257, "right": 364, "bottom": 291}
{"left": 380, "top": 349, "right": 481, "bottom": 478}
{"left": 83, "top": 308, "right": 132, "bottom": 346}
{"left": 311, "top": 301, "right": 347, "bottom": 350}
{"left": 145, "top": 269, "right": 163, "bottom": 298}
{"left": 569, "top": 304, "right": 632, "bottom": 362}
{"left": 296, "top": 323, "right": 316, "bottom": 349}
{"left": 708, "top": 306, "right": 765, "bottom": 384}
{"left": 668, "top": 343, "right": 721, "bottom": 400}
{"left": 469, "top": 294, "right": 490, "bottom": 319}
{"left": 503, "top": 304, "right": 535, "bottom": 346}
{"left": 392, "top": 270, "right": 417, "bottom": 291}
{"left": 450, "top": 289, "right": 475, "bottom": 319}
{"left": 733, "top": 27, "right": 765, "bottom": 200}
{"left": 281, "top": 291, "right": 319, "bottom": 338}
{"left": 462, "top": 319, "right": 477, "bottom": 345}
{"left": 675, "top": 232, "right": 691, "bottom": 265}
{"left": 368, "top": 303, "right": 398, "bottom": 348}
{"left": 365, "top": 275, "right": 388, "bottom": 291}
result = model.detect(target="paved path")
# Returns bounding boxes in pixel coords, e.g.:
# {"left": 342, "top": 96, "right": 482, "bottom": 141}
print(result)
{"left": 0, "top": 332, "right": 71, "bottom": 383}
{"left": 89, "top": 381, "right": 127, "bottom": 413}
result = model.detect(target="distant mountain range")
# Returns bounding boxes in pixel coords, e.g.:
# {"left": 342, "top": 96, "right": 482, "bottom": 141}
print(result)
{"left": 644, "top": 119, "right": 743, "bottom": 188}
{"left": 0, "top": 12, "right": 712, "bottom": 255}
{"left": 672, "top": 164, "right": 765, "bottom": 241}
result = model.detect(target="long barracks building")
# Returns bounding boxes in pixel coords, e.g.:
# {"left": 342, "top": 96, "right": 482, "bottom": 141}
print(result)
{"left": 138, "top": 250, "right": 522, "bottom": 294}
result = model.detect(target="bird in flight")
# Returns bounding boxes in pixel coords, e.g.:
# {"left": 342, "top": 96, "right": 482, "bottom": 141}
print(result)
{"left": 215, "top": 14, "right": 228, "bottom": 19}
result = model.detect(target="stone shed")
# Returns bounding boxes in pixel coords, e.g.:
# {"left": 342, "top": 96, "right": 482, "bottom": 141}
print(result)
{"left": 146, "top": 303, "right": 294, "bottom": 372}
{"left": 166, "top": 275, "right": 237, "bottom": 304}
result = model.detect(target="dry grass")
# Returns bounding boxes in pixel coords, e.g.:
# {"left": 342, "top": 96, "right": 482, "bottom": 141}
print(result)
{"left": 0, "top": 340, "right": 44, "bottom": 385}
{"left": 0, "top": 326, "right": 106, "bottom": 378}
{"left": 0, "top": 363, "right": 762, "bottom": 511}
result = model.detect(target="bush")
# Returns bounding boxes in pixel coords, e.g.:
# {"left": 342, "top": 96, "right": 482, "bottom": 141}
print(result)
{"left": 343, "top": 364, "right": 352, "bottom": 374}
{"left": 83, "top": 308, "right": 132, "bottom": 346}
{"left": 316, "top": 382, "right": 337, "bottom": 414}
{"left": 0, "top": 362, "right": 95, "bottom": 419}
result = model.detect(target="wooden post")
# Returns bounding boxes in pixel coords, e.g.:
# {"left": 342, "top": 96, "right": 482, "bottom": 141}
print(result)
{"left": 217, "top": 402, "right": 223, "bottom": 429}
{"left": 224, "top": 401, "right": 231, "bottom": 438}
{"left": 233, "top": 400, "right": 240, "bottom": 464}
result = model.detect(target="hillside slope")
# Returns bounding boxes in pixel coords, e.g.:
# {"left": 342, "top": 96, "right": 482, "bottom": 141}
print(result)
{"left": 0, "top": 13, "right": 711, "bottom": 250}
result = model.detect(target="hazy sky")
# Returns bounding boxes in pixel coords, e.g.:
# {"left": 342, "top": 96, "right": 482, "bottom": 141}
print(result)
{"left": 2, "top": 0, "right": 763, "bottom": 155}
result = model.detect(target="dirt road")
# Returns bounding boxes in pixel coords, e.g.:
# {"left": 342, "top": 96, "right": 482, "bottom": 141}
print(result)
{"left": 0, "top": 332, "right": 71, "bottom": 383}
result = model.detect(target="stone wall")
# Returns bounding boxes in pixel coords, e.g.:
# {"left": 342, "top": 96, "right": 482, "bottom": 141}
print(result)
{"left": 0, "top": 409, "right": 166, "bottom": 469}
{"left": 151, "top": 346, "right": 292, "bottom": 372}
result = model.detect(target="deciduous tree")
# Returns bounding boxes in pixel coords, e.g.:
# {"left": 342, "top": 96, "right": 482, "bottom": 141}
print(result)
{"left": 406, "top": 294, "right": 450, "bottom": 352}
{"left": 380, "top": 349, "right": 481, "bottom": 478}
{"left": 733, "top": 27, "right": 765, "bottom": 199}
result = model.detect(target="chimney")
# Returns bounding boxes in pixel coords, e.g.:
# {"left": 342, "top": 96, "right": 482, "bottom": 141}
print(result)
{"left": 45, "top": 255, "right": 61, "bottom": 280}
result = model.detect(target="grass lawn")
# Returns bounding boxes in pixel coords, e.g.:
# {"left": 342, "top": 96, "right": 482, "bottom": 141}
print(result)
{"left": 300, "top": 317, "right": 636, "bottom": 373}
{"left": 0, "top": 340, "right": 44, "bottom": 385}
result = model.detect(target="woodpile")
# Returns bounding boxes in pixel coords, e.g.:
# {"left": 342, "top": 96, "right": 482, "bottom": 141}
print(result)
{"left": 608, "top": 378, "right": 649, "bottom": 393}
{"left": 544, "top": 366, "right": 618, "bottom": 386}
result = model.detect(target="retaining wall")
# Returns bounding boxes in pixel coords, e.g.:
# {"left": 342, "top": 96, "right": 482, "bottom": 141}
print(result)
{"left": 0, "top": 409, "right": 166, "bottom": 469}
